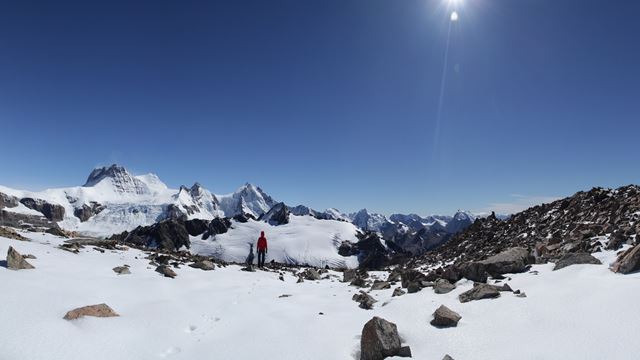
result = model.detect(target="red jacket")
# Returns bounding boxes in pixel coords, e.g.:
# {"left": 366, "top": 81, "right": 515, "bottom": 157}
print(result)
{"left": 257, "top": 232, "right": 268, "bottom": 251}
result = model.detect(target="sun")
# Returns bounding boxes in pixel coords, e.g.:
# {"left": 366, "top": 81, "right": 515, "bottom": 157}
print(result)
{"left": 450, "top": 11, "right": 459, "bottom": 22}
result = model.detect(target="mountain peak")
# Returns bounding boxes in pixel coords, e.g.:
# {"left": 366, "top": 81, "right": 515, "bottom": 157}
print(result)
{"left": 83, "top": 164, "right": 149, "bottom": 195}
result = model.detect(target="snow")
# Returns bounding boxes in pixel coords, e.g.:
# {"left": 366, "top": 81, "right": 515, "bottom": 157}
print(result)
{"left": 2, "top": 202, "right": 45, "bottom": 216}
{"left": 190, "top": 215, "right": 360, "bottom": 269}
{"left": 2, "top": 230, "right": 640, "bottom": 360}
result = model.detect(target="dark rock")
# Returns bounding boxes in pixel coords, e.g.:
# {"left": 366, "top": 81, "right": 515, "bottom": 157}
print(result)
{"left": 259, "top": 202, "right": 290, "bottom": 225}
{"left": 440, "top": 266, "right": 462, "bottom": 283}
{"left": 442, "top": 355, "right": 455, "bottom": 360}
{"left": 360, "top": 316, "right": 404, "bottom": 360}
{"left": 401, "top": 270, "right": 427, "bottom": 288}
{"left": 392, "top": 287, "right": 406, "bottom": 297}
{"left": 433, "top": 279, "right": 456, "bottom": 294}
{"left": 353, "top": 291, "right": 377, "bottom": 309}
{"left": 63, "top": 303, "right": 119, "bottom": 320}
{"left": 371, "top": 280, "right": 391, "bottom": 291}
{"left": 458, "top": 262, "right": 488, "bottom": 283}
{"left": 0, "top": 226, "right": 28, "bottom": 241}
{"left": 0, "top": 192, "right": 19, "bottom": 209}
{"left": 189, "top": 260, "right": 216, "bottom": 271}
{"left": 407, "top": 282, "right": 423, "bottom": 294}
{"left": 112, "top": 266, "right": 131, "bottom": 275}
{"left": 73, "top": 201, "right": 105, "bottom": 222}
{"left": 343, "top": 269, "right": 357, "bottom": 283}
{"left": 6, "top": 246, "right": 35, "bottom": 270}
{"left": 302, "top": 268, "right": 321, "bottom": 281}
{"left": 553, "top": 252, "right": 602, "bottom": 270}
{"left": 19, "top": 197, "right": 65, "bottom": 221}
{"left": 396, "top": 346, "right": 412, "bottom": 358}
{"left": 338, "top": 241, "right": 359, "bottom": 257}
{"left": 184, "top": 219, "right": 209, "bottom": 236}
{"left": 350, "top": 276, "right": 369, "bottom": 288}
{"left": 357, "top": 232, "right": 391, "bottom": 270}
{"left": 459, "top": 283, "right": 501, "bottom": 303}
{"left": 480, "top": 247, "right": 533, "bottom": 276}
{"left": 155, "top": 265, "right": 177, "bottom": 278}
{"left": 611, "top": 244, "right": 640, "bottom": 274}
{"left": 430, "top": 305, "right": 462, "bottom": 328}
{"left": 45, "top": 227, "right": 68, "bottom": 237}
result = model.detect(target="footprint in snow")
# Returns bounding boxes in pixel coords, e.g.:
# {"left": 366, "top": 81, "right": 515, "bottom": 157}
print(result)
{"left": 184, "top": 325, "right": 197, "bottom": 333}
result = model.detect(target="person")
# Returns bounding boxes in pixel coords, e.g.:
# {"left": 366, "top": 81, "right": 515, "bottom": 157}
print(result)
{"left": 256, "top": 231, "right": 268, "bottom": 268}
{"left": 245, "top": 243, "right": 255, "bottom": 271}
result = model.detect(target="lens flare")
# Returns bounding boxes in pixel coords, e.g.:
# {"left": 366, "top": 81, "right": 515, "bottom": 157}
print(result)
{"left": 450, "top": 11, "right": 459, "bottom": 21}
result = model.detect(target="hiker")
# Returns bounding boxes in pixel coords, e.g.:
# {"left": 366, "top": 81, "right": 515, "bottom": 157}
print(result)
{"left": 246, "top": 243, "right": 255, "bottom": 270}
{"left": 257, "top": 231, "right": 268, "bottom": 268}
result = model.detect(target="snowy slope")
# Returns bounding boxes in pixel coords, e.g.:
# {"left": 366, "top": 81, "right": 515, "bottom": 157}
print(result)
{"left": 2, "top": 232, "right": 640, "bottom": 360}
{"left": 190, "top": 215, "right": 360, "bottom": 269}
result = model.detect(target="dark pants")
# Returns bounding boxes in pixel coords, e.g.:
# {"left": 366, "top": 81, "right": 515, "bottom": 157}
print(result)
{"left": 257, "top": 249, "right": 266, "bottom": 268}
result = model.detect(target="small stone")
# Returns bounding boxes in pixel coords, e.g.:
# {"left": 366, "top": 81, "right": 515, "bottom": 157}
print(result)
{"left": 155, "top": 265, "right": 177, "bottom": 278}
{"left": 63, "top": 303, "right": 119, "bottom": 320}
{"left": 430, "top": 305, "right": 462, "bottom": 328}
{"left": 112, "top": 266, "right": 131, "bottom": 275}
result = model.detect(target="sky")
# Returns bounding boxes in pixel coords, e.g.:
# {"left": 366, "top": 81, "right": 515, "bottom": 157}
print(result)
{"left": 1, "top": 0, "right": 639, "bottom": 216}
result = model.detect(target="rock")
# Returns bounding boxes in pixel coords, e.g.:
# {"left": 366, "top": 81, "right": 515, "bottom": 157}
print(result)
{"left": 0, "top": 192, "right": 19, "bottom": 209}
{"left": 440, "top": 266, "right": 461, "bottom": 283}
{"left": 371, "top": 280, "right": 391, "bottom": 291}
{"left": 480, "top": 247, "right": 533, "bottom": 276}
{"left": 19, "top": 197, "right": 65, "bottom": 221}
{"left": 458, "top": 262, "right": 488, "bottom": 283}
{"left": 406, "top": 281, "right": 423, "bottom": 294}
{"left": 338, "top": 241, "right": 359, "bottom": 257}
{"left": 189, "top": 260, "right": 216, "bottom": 271}
{"left": 184, "top": 219, "right": 209, "bottom": 236}
{"left": 360, "top": 316, "right": 405, "bottom": 360}
{"left": 343, "top": 268, "right": 357, "bottom": 283}
{"left": 430, "top": 305, "right": 462, "bottom": 328}
{"left": 356, "top": 232, "right": 391, "bottom": 270}
{"left": 611, "top": 244, "right": 640, "bottom": 274}
{"left": 553, "top": 252, "right": 602, "bottom": 270}
{"left": 392, "top": 287, "right": 406, "bottom": 297}
{"left": 155, "top": 265, "right": 177, "bottom": 278}
{"left": 400, "top": 269, "right": 427, "bottom": 288}
{"left": 442, "top": 355, "right": 455, "bottom": 360}
{"left": 350, "top": 276, "right": 369, "bottom": 288}
{"left": 6, "top": 246, "right": 35, "bottom": 270}
{"left": 459, "top": 283, "right": 501, "bottom": 303}
{"left": 22, "top": 254, "right": 36, "bottom": 259}
{"left": 0, "top": 226, "right": 28, "bottom": 241}
{"left": 63, "top": 303, "right": 119, "bottom": 320}
{"left": 259, "top": 202, "right": 290, "bottom": 225}
{"left": 353, "top": 291, "right": 377, "bottom": 310}
{"left": 45, "top": 227, "right": 68, "bottom": 237}
{"left": 302, "top": 268, "right": 321, "bottom": 281}
{"left": 112, "top": 266, "right": 131, "bottom": 275}
{"left": 396, "top": 346, "right": 412, "bottom": 358}
{"left": 73, "top": 201, "right": 105, "bottom": 222}
{"left": 433, "top": 279, "right": 456, "bottom": 294}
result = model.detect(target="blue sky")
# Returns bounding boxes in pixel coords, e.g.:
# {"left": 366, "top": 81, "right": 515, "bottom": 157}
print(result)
{"left": 1, "top": 0, "right": 639, "bottom": 215}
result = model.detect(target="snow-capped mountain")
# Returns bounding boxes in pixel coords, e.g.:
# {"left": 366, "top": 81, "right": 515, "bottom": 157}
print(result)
{"left": 217, "top": 183, "right": 277, "bottom": 219}
{"left": 444, "top": 210, "right": 476, "bottom": 234}
{"left": 0, "top": 165, "right": 278, "bottom": 236}
{"left": 348, "top": 209, "right": 389, "bottom": 232}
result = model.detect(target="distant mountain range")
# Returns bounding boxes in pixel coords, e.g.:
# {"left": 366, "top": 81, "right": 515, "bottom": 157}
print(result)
{"left": 0, "top": 164, "right": 505, "bottom": 255}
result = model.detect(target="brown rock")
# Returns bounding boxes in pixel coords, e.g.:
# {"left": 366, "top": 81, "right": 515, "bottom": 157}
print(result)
{"left": 63, "top": 303, "right": 119, "bottom": 320}
{"left": 6, "top": 246, "right": 35, "bottom": 270}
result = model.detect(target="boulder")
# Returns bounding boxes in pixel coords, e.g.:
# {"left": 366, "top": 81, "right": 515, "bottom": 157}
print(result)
{"left": 480, "top": 247, "right": 533, "bottom": 276}
{"left": 433, "top": 279, "right": 456, "bottom": 294}
{"left": 443, "top": 356, "right": 455, "bottom": 360}
{"left": 112, "top": 266, "right": 131, "bottom": 275}
{"left": 458, "top": 262, "right": 488, "bottom": 283}
{"left": 0, "top": 226, "right": 28, "bottom": 241}
{"left": 73, "top": 202, "right": 105, "bottom": 222}
{"left": 392, "top": 287, "right": 406, "bottom": 297}
{"left": 156, "top": 265, "right": 177, "bottom": 278}
{"left": 6, "top": 246, "right": 35, "bottom": 270}
{"left": 401, "top": 269, "right": 427, "bottom": 288}
{"left": 189, "top": 260, "right": 216, "bottom": 271}
{"left": 430, "top": 305, "right": 462, "bottom": 328}
{"left": 350, "top": 276, "right": 369, "bottom": 288}
{"left": 353, "top": 291, "right": 377, "bottom": 310}
{"left": 360, "top": 316, "right": 409, "bottom": 360}
{"left": 45, "top": 227, "right": 68, "bottom": 237}
{"left": 611, "top": 244, "right": 640, "bottom": 274}
{"left": 371, "top": 280, "right": 391, "bottom": 291}
{"left": 553, "top": 252, "right": 602, "bottom": 271}
{"left": 63, "top": 303, "right": 119, "bottom": 320}
{"left": 459, "top": 283, "right": 501, "bottom": 303}
{"left": 302, "top": 268, "right": 321, "bottom": 281}
{"left": 343, "top": 268, "right": 357, "bottom": 283}
{"left": 19, "top": 197, "right": 65, "bottom": 221}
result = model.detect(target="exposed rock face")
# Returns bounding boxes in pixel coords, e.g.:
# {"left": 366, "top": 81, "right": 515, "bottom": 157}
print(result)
{"left": 184, "top": 219, "right": 209, "bottom": 236}
{"left": 259, "top": 202, "right": 290, "bottom": 226}
{"left": 611, "top": 244, "right": 640, "bottom": 274}
{"left": 338, "top": 241, "right": 359, "bottom": 257}
{"left": 459, "top": 283, "right": 501, "bottom": 303}
{"left": 356, "top": 232, "right": 392, "bottom": 270}
{"left": 113, "top": 219, "right": 190, "bottom": 251}
{"left": 480, "top": 247, "right": 533, "bottom": 276}
{"left": 553, "top": 252, "right": 602, "bottom": 270}
{"left": 63, "top": 303, "right": 119, "bottom": 320}
{"left": 73, "top": 202, "right": 105, "bottom": 222}
{"left": 19, "top": 198, "right": 65, "bottom": 221}
{"left": 6, "top": 246, "right": 35, "bottom": 270}
{"left": 84, "top": 164, "right": 148, "bottom": 195}
{"left": 0, "top": 192, "right": 19, "bottom": 209}
{"left": 413, "top": 185, "right": 640, "bottom": 270}
{"left": 430, "top": 305, "right": 462, "bottom": 328}
{"left": 0, "top": 209, "right": 59, "bottom": 230}
{"left": 343, "top": 269, "right": 357, "bottom": 283}
{"left": 360, "top": 316, "right": 410, "bottom": 360}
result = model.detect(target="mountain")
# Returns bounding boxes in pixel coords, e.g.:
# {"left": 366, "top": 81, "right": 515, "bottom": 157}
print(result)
{"left": 444, "top": 210, "right": 476, "bottom": 234}
{"left": 0, "top": 165, "right": 277, "bottom": 236}
{"left": 348, "top": 209, "right": 389, "bottom": 232}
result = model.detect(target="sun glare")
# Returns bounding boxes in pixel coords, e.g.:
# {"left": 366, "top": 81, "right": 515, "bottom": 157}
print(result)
{"left": 450, "top": 11, "right": 459, "bottom": 21}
